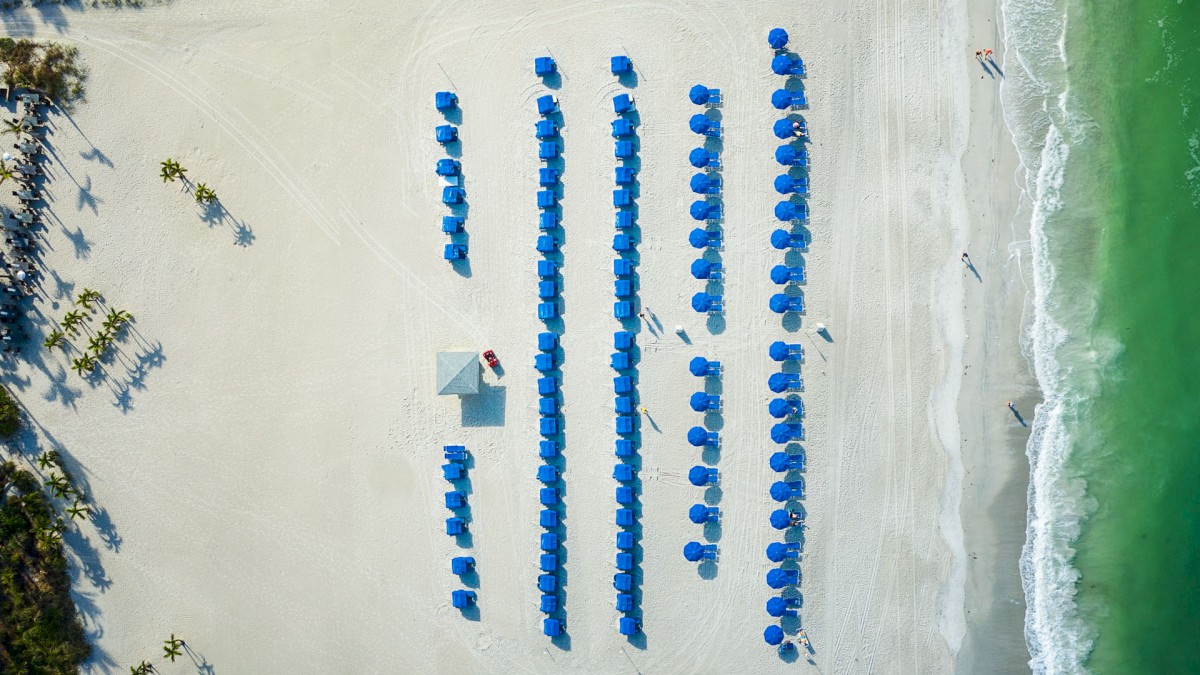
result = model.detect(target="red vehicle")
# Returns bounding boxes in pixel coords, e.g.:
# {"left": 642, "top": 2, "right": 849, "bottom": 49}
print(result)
{"left": 483, "top": 350, "right": 499, "bottom": 368}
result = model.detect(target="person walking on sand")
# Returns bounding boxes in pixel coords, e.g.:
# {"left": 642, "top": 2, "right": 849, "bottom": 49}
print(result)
{"left": 639, "top": 406, "right": 648, "bottom": 415}
{"left": 984, "top": 48, "right": 993, "bottom": 60}
{"left": 1008, "top": 401, "right": 1016, "bottom": 411}
{"left": 962, "top": 251, "right": 970, "bottom": 265}
{"left": 975, "top": 50, "right": 982, "bottom": 61}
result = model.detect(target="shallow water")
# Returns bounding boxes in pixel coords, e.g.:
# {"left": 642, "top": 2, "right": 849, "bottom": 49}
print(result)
{"left": 1006, "top": 0, "right": 1200, "bottom": 671}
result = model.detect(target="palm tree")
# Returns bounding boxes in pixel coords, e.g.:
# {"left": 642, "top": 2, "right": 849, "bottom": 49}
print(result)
{"left": 43, "top": 328, "right": 67, "bottom": 351}
{"left": 67, "top": 499, "right": 92, "bottom": 521}
{"left": 163, "top": 634, "right": 184, "bottom": 662}
{"left": 87, "top": 334, "right": 108, "bottom": 356}
{"left": 129, "top": 661, "right": 153, "bottom": 675}
{"left": 75, "top": 288, "right": 102, "bottom": 310}
{"left": 45, "top": 472, "right": 71, "bottom": 499}
{"left": 1, "top": 119, "right": 23, "bottom": 137}
{"left": 70, "top": 353, "right": 95, "bottom": 375}
{"left": 37, "top": 452, "right": 55, "bottom": 471}
{"left": 36, "top": 526, "right": 62, "bottom": 547}
{"left": 61, "top": 310, "right": 86, "bottom": 334}
{"left": 0, "top": 160, "right": 14, "bottom": 186}
{"left": 160, "top": 158, "right": 185, "bottom": 183}
{"left": 194, "top": 182, "right": 217, "bottom": 204}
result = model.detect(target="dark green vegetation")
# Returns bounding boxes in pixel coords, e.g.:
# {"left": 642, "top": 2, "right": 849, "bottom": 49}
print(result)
{"left": 0, "top": 387, "right": 19, "bottom": 439}
{"left": 0, "top": 38, "right": 87, "bottom": 109}
{"left": 0, "top": 461, "right": 90, "bottom": 673}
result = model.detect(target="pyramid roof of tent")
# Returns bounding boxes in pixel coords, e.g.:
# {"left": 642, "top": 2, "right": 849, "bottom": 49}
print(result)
{"left": 436, "top": 352, "right": 481, "bottom": 395}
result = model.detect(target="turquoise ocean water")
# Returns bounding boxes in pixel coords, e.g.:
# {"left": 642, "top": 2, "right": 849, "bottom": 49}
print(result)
{"left": 1004, "top": 0, "right": 1200, "bottom": 672}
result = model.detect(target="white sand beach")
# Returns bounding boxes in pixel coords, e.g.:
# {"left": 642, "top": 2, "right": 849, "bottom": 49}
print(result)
{"left": 0, "top": 0, "right": 1031, "bottom": 671}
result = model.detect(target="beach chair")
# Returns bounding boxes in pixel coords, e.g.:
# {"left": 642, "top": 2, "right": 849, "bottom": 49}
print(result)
{"left": 451, "top": 589, "right": 476, "bottom": 608}
{"left": 539, "top": 440, "right": 560, "bottom": 458}
{"left": 539, "top": 211, "right": 560, "bottom": 231}
{"left": 614, "top": 376, "right": 634, "bottom": 394}
{"left": 617, "top": 531, "right": 635, "bottom": 551}
{"left": 611, "top": 55, "right": 632, "bottom": 75}
{"left": 613, "top": 573, "right": 633, "bottom": 592}
{"left": 441, "top": 216, "right": 464, "bottom": 234}
{"left": 616, "top": 486, "right": 635, "bottom": 504}
{"left": 543, "top": 618, "right": 563, "bottom": 637}
{"left": 615, "top": 439, "right": 635, "bottom": 458}
{"left": 536, "top": 235, "right": 559, "bottom": 253}
{"left": 615, "top": 279, "right": 634, "bottom": 298}
{"left": 539, "top": 416, "right": 559, "bottom": 436}
{"left": 538, "top": 280, "right": 558, "bottom": 300}
{"left": 615, "top": 166, "right": 636, "bottom": 185}
{"left": 534, "top": 56, "right": 556, "bottom": 76}
{"left": 614, "top": 331, "right": 634, "bottom": 350}
{"left": 768, "top": 398, "right": 805, "bottom": 419}
{"left": 451, "top": 556, "right": 475, "bottom": 575}
{"left": 538, "top": 574, "right": 557, "bottom": 593}
{"left": 615, "top": 397, "right": 635, "bottom": 414}
{"left": 538, "top": 141, "right": 559, "bottom": 160}
{"left": 539, "top": 167, "right": 560, "bottom": 186}
{"left": 537, "top": 260, "right": 558, "bottom": 279}
{"left": 616, "top": 508, "right": 635, "bottom": 527}
{"left": 540, "top": 533, "right": 559, "bottom": 551}
{"left": 613, "top": 464, "right": 635, "bottom": 482}
{"left": 538, "top": 464, "right": 559, "bottom": 483}
{"left": 613, "top": 234, "right": 633, "bottom": 252}
{"left": 537, "top": 332, "right": 558, "bottom": 351}
{"left": 435, "top": 124, "right": 458, "bottom": 144}
{"left": 540, "top": 553, "right": 558, "bottom": 571}
{"left": 540, "top": 509, "right": 559, "bottom": 528}
{"left": 688, "top": 228, "right": 722, "bottom": 249}
{"left": 539, "top": 487, "right": 559, "bottom": 506}
{"left": 538, "top": 377, "right": 558, "bottom": 395}
{"left": 537, "top": 190, "right": 557, "bottom": 209}
{"left": 613, "top": 93, "right": 635, "bottom": 114}
{"left": 768, "top": 294, "right": 805, "bottom": 314}
{"left": 535, "top": 119, "right": 558, "bottom": 139}
{"left": 770, "top": 264, "right": 806, "bottom": 285}
{"left": 611, "top": 352, "right": 632, "bottom": 370}
{"left": 613, "top": 189, "right": 633, "bottom": 207}
{"left": 614, "top": 301, "right": 634, "bottom": 319}
{"left": 536, "top": 94, "right": 558, "bottom": 115}
{"left": 616, "top": 593, "right": 634, "bottom": 611}
{"left": 435, "top": 158, "right": 460, "bottom": 176}
{"left": 538, "top": 396, "right": 558, "bottom": 415}
{"left": 616, "top": 552, "right": 634, "bottom": 571}
{"left": 689, "top": 504, "right": 720, "bottom": 524}
{"left": 615, "top": 140, "right": 635, "bottom": 159}
{"left": 615, "top": 415, "right": 636, "bottom": 435}
{"left": 446, "top": 517, "right": 466, "bottom": 535}
{"left": 537, "top": 302, "right": 559, "bottom": 320}
{"left": 615, "top": 211, "right": 635, "bottom": 229}
{"left": 540, "top": 594, "right": 558, "bottom": 613}
{"left": 435, "top": 91, "right": 457, "bottom": 111}
{"left": 444, "top": 491, "right": 466, "bottom": 509}
{"left": 614, "top": 258, "right": 634, "bottom": 277}
{"left": 444, "top": 445, "right": 468, "bottom": 461}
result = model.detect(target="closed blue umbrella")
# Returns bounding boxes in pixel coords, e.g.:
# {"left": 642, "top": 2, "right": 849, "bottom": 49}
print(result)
{"left": 768, "top": 28, "right": 789, "bottom": 50}
{"left": 690, "top": 173, "right": 714, "bottom": 194}
{"left": 689, "top": 356, "right": 711, "bottom": 377}
{"left": 689, "top": 84, "right": 711, "bottom": 105}
{"left": 689, "top": 114, "right": 712, "bottom": 134}
{"left": 776, "top": 144, "right": 798, "bottom": 165}
{"left": 773, "top": 118, "right": 796, "bottom": 139}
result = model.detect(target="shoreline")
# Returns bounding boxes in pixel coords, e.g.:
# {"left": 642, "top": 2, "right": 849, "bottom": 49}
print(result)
{"left": 951, "top": 0, "right": 1038, "bottom": 670}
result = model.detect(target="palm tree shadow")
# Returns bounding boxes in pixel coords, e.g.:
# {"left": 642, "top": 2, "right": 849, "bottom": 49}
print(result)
{"left": 183, "top": 644, "right": 216, "bottom": 675}
{"left": 198, "top": 200, "right": 255, "bottom": 247}
{"left": 75, "top": 175, "right": 101, "bottom": 214}
{"left": 61, "top": 224, "right": 92, "bottom": 259}
{"left": 78, "top": 146, "right": 113, "bottom": 168}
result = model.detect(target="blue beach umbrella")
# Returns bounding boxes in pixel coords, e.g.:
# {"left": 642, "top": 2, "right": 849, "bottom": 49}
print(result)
{"left": 690, "top": 173, "right": 715, "bottom": 194}
{"left": 689, "top": 84, "right": 711, "bottom": 105}
{"left": 770, "top": 480, "right": 804, "bottom": 502}
{"left": 773, "top": 118, "right": 797, "bottom": 139}
{"left": 687, "top": 425, "right": 711, "bottom": 446}
{"left": 770, "top": 451, "right": 803, "bottom": 472}
{"left": 691, "top": 258, "right": 714, "bottom": 279}
{"left": 767, "top": 567, "right": 799, "bottom": 589}
{"left": 690, "top": 201, "right": 711, "bottom": 220}
{"left": 689, "top": 114, "right": 713, "bottom": 134}
{"left": 771, "top": 89, "right": 793, "bottom": 110}
{"left": 775, "top": 201, "right": 799, "bottom": 222}
{"left": 776, "top": 145, "right": 799, "bottom": 165}
{"left": 768, "top": 399, "right": 794, "bottom": 419}
{"left": 689, "top": 503, "right": 716, "bottom": 524}
{"left": 689, "top": 356, "right": 711, "bottom": 376}
{"left": 690, "top": 392, "right": 712, "bottom": 412}
{"left": 770, "top": 509, "right": 796, "bottom": 530}
{"left": 689, "top": 147, "right": 714, "bottom": 168}
{"left": 683, "top": 541, "right": 705, "bottom": 561}
{"left": 771, "top": 423, "right": 804, "bottom": 444}
{"left": 768, "top": 28, "right": 789, "bottom": 50}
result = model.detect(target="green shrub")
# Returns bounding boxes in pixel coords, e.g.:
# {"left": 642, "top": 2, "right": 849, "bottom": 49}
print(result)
{"left": 0, "top": 387, "right": 19, "bottom": 439}
{"left": 0, "top": 38, "right": 87, "bottom": 109}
